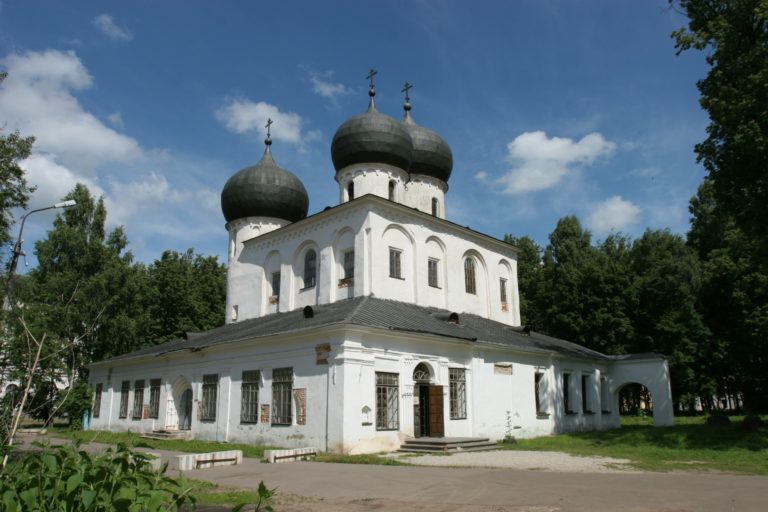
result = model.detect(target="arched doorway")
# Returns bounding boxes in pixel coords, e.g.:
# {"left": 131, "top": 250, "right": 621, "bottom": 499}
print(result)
{"left": 165, "top": 376, "right": 193, "bottom": 431}
{"left": 619, "top": 383, "right": 653, "bottom": 419}
{"left": 413, "top": 363, "right": 444, "bottom": 438}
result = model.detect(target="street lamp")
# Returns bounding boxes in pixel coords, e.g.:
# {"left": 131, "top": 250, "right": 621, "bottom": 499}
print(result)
{"left": 2, "top": 200, "right": 77, "bottom": 310}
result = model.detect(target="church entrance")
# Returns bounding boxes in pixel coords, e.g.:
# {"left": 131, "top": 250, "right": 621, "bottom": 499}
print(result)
{"left": 165, "top": 376, "right": 192, "bottom": 431}
{"left": 178, "top": 389, "right": 192, "bottom": 430}
{"left": 412, "top": 363, "right": 444, "bottom": 438}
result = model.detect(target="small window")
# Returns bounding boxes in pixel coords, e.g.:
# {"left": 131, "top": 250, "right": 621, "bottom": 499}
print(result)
{"left": 241, "top": 370, "right": 260, "bottom": 423}
{"left": 271, "top": 272, "right": 281, "bottom": 297}
{"left": 389, "top": 248, "right": 402, "bottom": 279}
{"left": 500, "top": 278, "right": 508, "bottom": 304}
{"left": 343, "top": 250, "right": 354, "bottom": 280}
{"left": 563, "top": 373, "right": 573, "bottom": 414}
{"left": 431, "top": 197, "right": 439, "bottom": 216}
{"left": 272, "top": 367, "right": 293, "bottom": 425}
{"left": 428, "top": 258, "right": 439, "bottom": 288}
{"left": 231, "top": 305, "right": 238, "bottom": 321}
{"left": 449, "top": 368, "right": 467, "bottom": 419}
{"left": 376, "top": 372, "right": 399, "bottom": 430}
{"left": 347, "top": 181, "right": 354, "bottom": 201}
{"left": 464, "top": 258, "right": 476, "bottom": 294}
{"left": 201, "top": 374, "right": 218, "bottom": 421}
{"left": 582, "top": 374, "right": 592, "bottom": 413}
{"left": 93, "top": 383, "right": 103, "bottom": 418}
{"left": 600, "top": 376, "right": 611, "bottom": 413}
{"left": 119, "top": 380, "right": 130, "bottom": 419}
{"left": 132, "top": 380, "right": 145, "bottom": 419}
{"left": 534, "top": 372, "right": 545, "bottom": 415}
{"left": 303, "top": 250, "right": 317, "bottom": 289}
{"left": 149, "top": 379, "right": 161, "bottom": 419}
{"left": 388, "top": 180, "right": 396, "bottom": 201}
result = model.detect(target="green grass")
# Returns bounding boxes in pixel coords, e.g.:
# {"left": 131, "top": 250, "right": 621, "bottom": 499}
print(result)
{"left": 51, "top": 428, "right": 280, "bottom": 459}
{"left": 498, "top": 415, "right": 768, "bottom": 474}
{"left": 313, "top": 452, "right": 412, "bottom": 465}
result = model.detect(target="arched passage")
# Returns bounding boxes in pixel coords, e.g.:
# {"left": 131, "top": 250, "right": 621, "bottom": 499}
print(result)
{"left": 618, "top": 383, "right": 653, "bottom": 420}
{"left": 609, "top": 357, "right": 674, "bottom": 426}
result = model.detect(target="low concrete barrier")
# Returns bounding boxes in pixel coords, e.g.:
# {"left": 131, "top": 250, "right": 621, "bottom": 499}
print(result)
{"left": 264, "top": 447, "right": 317, "bottom": 463}
{"left": 170, "top": 450, "right": 243, "bottom": 471}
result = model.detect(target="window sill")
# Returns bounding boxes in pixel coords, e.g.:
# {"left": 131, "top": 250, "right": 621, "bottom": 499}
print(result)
{"left": 271, "top": 422, "right": 293, "bottom": 427}
{"left": 389, "top": 275, "right": 405, "bottom": 281}
{"left": 536, "top": 413, "right": 550, "bottom": 419}
{"left": 200, "top": 419, "right": 216, "bottom": 423}
{"left": 601, "top": 410, "right": 611, "bottom": 414}
{"left": 450, "top": 416, "right": 468, "bottom": 421}
{"left": 338, "top": 278, "right": 353, "bottom": 288}
{"left": 131, "top": 416, "right": 142, "bottom": 421}
{"left": 240, "top": 420, "right": 259, "bottom": 425}
{"left": 375, "top": 428, "right": 399, "bottom": 431}
{"left": 583, "top": 410, "right": 595, "bottom": 415}
{"left": 299, "top": 285, "right": 316, "bottom": 292}
{"left": 565, "top": 411, "right": 578, "bottom": 416}
{"left": 361, "top": 421, "right": 373, "bottom": 426}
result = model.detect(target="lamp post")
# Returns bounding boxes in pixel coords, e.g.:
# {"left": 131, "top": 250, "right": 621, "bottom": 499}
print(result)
{"left": 2, "top": 200, "right": 77, "bottom": 310}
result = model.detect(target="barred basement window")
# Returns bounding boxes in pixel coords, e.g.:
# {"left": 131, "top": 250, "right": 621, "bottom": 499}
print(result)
{"left": 428, "top": 258, "right": 439, "bottom": 288}
{"left": 389, "top": 248, "right": 402, "bottom": 279}
{"left": 149, "top": 379, "right": 161, "bottom": 419}
{"left": 201, "top": 374, "right": 218, "bottom": 421}
{"left": 464, "top": 258, "right": 476, "bottom": 294}
{"left": 93, "top": 383, "right": 103, "bottom": 418}
{"left": 132, "top": 380, "right": 144, "bottom": 419}
{"left": 241, "top": 370, "right": 260, "bottom": 423}
{"left": 272, "top": 367, "right": 293, "bottom": 425}
{"left": 303, "top": 250, "right": 317, "bottom": 288}
{"left": 449, "top": 368, "right": 467, "bottom": 419}
{"left": 375, "top": 372, "right": 399, "bottom": 430}
{"left": 119, "top": 380, "right": 129, "bottom": 418}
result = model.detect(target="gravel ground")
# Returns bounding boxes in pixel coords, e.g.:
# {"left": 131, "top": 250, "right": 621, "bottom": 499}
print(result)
{"left": 402, "top": 450, "right": 639, "bottom": 473}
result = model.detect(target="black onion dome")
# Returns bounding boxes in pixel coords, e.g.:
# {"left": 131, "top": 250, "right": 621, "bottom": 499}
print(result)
{"left": 402, "top": 105, "right": 453, "bottom": 183}
{"left": 221, "top": 145, "right": 309, "bottom": 223}
{"left": 331, "top": 95, "right": 413, "bottom": 172}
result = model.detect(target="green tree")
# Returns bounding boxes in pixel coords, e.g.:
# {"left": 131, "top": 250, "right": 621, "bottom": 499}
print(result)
{"left": 503, "top": 234, "right": 543, "bottom": 327}
{"left": 673, "top": 0, "right": 768, "bottom": 264}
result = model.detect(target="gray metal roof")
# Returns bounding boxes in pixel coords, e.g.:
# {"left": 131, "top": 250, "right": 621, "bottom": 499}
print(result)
{"left": 94, "top": 296, "right": 622, "bottom": 365}
{"left": 403, "top": 109, "right": 453, "bottom": 182}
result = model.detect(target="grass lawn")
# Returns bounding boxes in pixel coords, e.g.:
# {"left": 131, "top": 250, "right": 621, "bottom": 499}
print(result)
{"left": 51, "top": 428, "right": 280, "bottom": 459}
{"left": 498, "top": 415, "right": 768, "bottom": 474}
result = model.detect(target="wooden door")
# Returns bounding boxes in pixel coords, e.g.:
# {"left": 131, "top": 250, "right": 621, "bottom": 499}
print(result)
{"left": 428, "top": 385, "right": 444, "bottom": 437}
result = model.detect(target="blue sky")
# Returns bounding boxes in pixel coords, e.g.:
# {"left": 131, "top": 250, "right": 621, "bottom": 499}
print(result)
{"left": 0, "top": 0, "right": 709, "bottom": 267}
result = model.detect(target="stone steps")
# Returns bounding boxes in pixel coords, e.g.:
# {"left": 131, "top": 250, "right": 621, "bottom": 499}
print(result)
{"left": 140, "top": 430, "right": 192, "bottom": 440}
{"left": 398, "top": 437, "right": 497, "bottom": 453}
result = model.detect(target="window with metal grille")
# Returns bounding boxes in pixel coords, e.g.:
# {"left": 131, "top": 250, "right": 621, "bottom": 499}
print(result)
{"left": 375, "top": 372, "right": 399, "bottom": 430}
{"left": 303, "top": 250, "right": 317, "bottom": 288}
{"left": 563, "top": 373, "right": 573, "bottom": 414}
{"left": 343, "top": 250, "right": 354, "bottom": 279}
{"left": 389, "top": 248, "right": 402, "bottom": 279}
{"left": 201, "top": 374, "right": 218, "bottom": 421}
{"left": 428, "top": 258, "right": 439, "bottom": 288}
{"left": 464, "top": 258, "right": 476, "bottom": 294}
{"left": 241, "top": 370, "right": 260, "bottom": 423}
{"left": 93, "top": 383, "right": 102, "bottom": 418}
{"left": 449, "top": 368, "right": 467, "bottom": 419}
{"left": 500, "top": 277, "right": 508, "bottom": 303}
{"left": 132, "top": 380, "right": 145, "bottom": 419}
{"left": 534, "top": 372, "right": 545, "bottom": 414}
{"left": 149, "top": 379, "right": 161, "bottom": 419}
{"left": 271, "top": 272, "right": 281, "bottom": 297}
{"left": 272, "top": 367, "right": 293, "bottom": 425}
{"left": 119, "top": 380, "right": 130, "bottom": 418}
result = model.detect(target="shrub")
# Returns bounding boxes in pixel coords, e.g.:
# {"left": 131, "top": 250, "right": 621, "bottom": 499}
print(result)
{"left": 705, "top": 411, "right": 731, "bottom": 426}
{"left": 741, "top": 414, "right": 765, "bottom": 432}
{"left": 0, "top": 441, "right": 196, "bottom": 511}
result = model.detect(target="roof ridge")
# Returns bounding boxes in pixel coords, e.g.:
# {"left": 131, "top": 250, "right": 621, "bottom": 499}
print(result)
{"left": 343, "top": 295, "right": 371, "bottom": 323}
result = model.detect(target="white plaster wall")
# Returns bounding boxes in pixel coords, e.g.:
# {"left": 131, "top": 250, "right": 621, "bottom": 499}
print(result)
{"left": 335, "top": 165, "right": 409, "bottom": 204}
{"left": 610, "top": 358, "right": 674, "bottom": 426}
{"left": 403, "top": 175, "right": 447, "bottom": 218}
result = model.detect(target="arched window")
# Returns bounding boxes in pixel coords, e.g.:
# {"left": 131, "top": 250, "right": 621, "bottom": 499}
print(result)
{"left": 388, "top": 180, "right": 396, "bottom": 201}
{"left": 347, "top": 181, "right": 354, "bottom": 201}
{"left": 304, "top": 249, "right": 317, "bottom": 288}
{"left": 464, "top": 258, "right": 476, "bottom": 294}
{"left": 431, "top": 197, "right": 439, "bottom": 216}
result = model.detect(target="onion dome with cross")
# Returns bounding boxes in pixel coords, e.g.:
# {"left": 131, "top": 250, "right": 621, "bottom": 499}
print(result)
{"left": 221, "top": 118, "right": 309, "bottom": 223}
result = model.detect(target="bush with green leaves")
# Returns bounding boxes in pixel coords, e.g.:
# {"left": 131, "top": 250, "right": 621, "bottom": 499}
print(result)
{"left": 0, "top": 441, "right": 196, "bottom": 511}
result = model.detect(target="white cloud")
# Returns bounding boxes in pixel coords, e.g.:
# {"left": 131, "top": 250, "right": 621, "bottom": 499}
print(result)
{"left": 474, "top": 171, "right": 489, "bottom": 181}
{"left": 215, "top": 99, "right": 305, "bottom": 144}
{"left": 497, "top": 131, "right": 616, "bottom": 195}
{"left": 107, "top": 111, "right": 124, "bottom": 128}
{"left": 0, "top": 50, "right": 142, "bottom": 172}
{"left": 308, "top": 71, "right": 352, "bottom": 103}
{"left": 20, "top": 153, "right": 104, "bottom": 209}
{"left": 629, "top": 166, "right": 661, "bottom": 178}
{"left": 585, "top": 195, "right": 641, "bottom": 235}
{"left": 93, "top": 14, "right": 133, "bottom": 42}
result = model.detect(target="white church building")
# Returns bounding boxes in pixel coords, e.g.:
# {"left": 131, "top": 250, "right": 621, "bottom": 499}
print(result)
{"left": 88, "top": 75, "right": 673, "bottom": 453}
